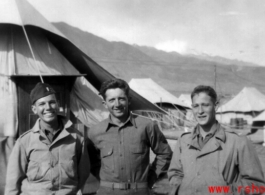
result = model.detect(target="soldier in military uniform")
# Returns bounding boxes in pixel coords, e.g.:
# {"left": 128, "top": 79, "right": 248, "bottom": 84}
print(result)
{"left": 87, "top": 79, "right": 172, "bottom": 195}
{"left": 5, "top": 82, "right": 90, "bottom": 195}
{"left": 168, "top": 85, "right": 265, "bottom": 195}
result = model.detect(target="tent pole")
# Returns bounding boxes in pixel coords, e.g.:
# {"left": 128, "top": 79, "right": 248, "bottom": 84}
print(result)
{"left": 15, "top": 0, "right": 44, "bottom": 83}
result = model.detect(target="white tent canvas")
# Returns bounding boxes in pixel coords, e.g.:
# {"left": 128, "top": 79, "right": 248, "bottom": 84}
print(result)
{"left": 253, "top": 110, "right": 265, "bottom": 122}
{"left": 217, "top": 87, "right": 265, "bottom": 113}
{"left": 129, "top": 78, "right": 188, "bottom": 108}
{"left": 216, "top": 87, "right": 265, "bottom": 124}
{"left": 179, "top": 94, "right": 192, "bottom": 108}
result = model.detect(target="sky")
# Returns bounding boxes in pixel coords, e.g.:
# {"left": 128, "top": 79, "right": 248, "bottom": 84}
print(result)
{"left": 27, "top": 0, "right": 265, "bottom": 66}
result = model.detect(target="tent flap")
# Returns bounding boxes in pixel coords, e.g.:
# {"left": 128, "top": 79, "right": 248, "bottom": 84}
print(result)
{"left": 70, "top": 77, "right": 109, "bottom": 128}
{"left": 0, "top": 76, "right": 17, "bottom": 137}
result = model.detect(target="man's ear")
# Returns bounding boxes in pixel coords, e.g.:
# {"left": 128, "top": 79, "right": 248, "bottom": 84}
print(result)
{"left": 32, "top": 104, "right": 37, "bottom": 114}
{"left": 214, "top": 101, "right": 219, "bottom": 111}
{"left": 102, "top": 100, "right": 107, "bottom": 109}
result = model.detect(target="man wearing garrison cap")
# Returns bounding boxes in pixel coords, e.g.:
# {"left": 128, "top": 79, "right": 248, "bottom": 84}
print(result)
{"left": 5, "top": 82, "right": 90, "bottom": 195}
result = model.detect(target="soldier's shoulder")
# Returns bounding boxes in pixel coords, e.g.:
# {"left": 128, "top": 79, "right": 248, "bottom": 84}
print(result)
{"left": 180, "top": 131, "right": 192, "bottom": 138}
{"left": 221, "top": 126, "right": 241, "bottom": 137}
{"left": 19, "top": 129, "right": 32, "bottom": 139}
{"left": 16, "top": 129, "right": 34, "bottom": 145}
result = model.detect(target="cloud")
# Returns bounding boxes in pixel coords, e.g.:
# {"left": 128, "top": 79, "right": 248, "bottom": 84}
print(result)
{"left": 219, "top": 11, "right": 246, "bottom": 16}
{"left": 155, "top": 40, "right": 188, "bottom": 54}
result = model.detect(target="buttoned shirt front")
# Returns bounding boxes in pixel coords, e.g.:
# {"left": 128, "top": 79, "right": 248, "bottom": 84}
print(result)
{"left": 87, "top": 114, "right": 172, "bottom": 186}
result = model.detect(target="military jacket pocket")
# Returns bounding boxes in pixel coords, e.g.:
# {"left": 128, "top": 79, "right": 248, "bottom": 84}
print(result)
{"left": 129, "top": 145, "right": 148, "bottom": 170}
{"left": 27, "top": 160, "right": 50, "bottom": 182}
{"left": 101, "top": 146, "right": 114, "bottom": 172}
{"left": 60, "top": 160, "right": 78, "bottom": 184}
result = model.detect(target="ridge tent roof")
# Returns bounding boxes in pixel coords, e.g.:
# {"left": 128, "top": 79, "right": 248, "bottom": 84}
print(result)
{"left": 179, "top": 94, "right": 192, "bottom": 108}
{"left": 253, "top": 110, "right": 265, "bottom": 122}
{"left": 129, "top": 78, "right": 189, "bottom": 108}
{"left": 217, "top": 87, "right": 265, "bottom": 113}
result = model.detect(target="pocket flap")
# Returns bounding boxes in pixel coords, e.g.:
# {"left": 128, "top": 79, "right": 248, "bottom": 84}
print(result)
{"left": 130, "top": 146, "right": 147, "bottom": 154}
{"left": 101, "top": 147, "right": 113, "bottom": 158}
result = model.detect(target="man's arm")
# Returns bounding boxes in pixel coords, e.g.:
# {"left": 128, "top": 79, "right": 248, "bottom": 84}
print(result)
{"left": 5, "top": 138, "right": 28, "bottom": 195}
{"left": 77, "top": 137, "right": 90, "bottom": 190}
{"left": 233, "top": 136, "right": 265, "bottom": 194}
{"left": 147, "top": 121, "right": 173, "bottom": 187}
{"left": 86, "top": 134, "right": 101, "bottom": 180}
{"left": 167, "top": 138, "right": 184, "bottom": 195}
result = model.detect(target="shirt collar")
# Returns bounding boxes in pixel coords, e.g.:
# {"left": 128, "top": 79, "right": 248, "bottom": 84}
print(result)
{"left": 104, "top": 112, "right": 136, "bottom": 132}
{"left": 191, "top": 121, "right": 225, "bottom": 142}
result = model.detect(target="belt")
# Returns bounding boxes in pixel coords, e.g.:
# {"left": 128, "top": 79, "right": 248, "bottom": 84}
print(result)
{"left": 100, "top": 181, "right": 148, "bottom": 190}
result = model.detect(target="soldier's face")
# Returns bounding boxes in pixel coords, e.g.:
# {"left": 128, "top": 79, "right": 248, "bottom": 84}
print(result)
{"left": 103, "top": 88, "right": 130, "bottom": 122}
{"left": 192, "top": 92, "right": 216, "bottom": 128}
{"left": 32, "top": 94, "right": 59, "bottom": 125}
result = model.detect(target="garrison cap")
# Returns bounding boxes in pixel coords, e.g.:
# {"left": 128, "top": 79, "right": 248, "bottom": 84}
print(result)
{"left": 30, "top": 82, "right": 56, "bottom": 104}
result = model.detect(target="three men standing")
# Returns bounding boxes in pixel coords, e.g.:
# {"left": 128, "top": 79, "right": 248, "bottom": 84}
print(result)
{"left": 168, "top": 85, "right": 265, "bottom": 195}
{"left": 87, "top": 79, "right": 172, "bottom": 195}
{"left": 5, "top": 83, "right": 90, "bottom": 195}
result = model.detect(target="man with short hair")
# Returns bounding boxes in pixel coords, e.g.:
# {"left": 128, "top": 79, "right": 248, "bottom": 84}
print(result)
{"left": 87, "top": 79, "right": 172, "bottom": 195}
{"left": 168, "top": 85, "right": 265, "bottom": 195}
{"left": 5, "top": 82, "right": 90, "bottom": 195}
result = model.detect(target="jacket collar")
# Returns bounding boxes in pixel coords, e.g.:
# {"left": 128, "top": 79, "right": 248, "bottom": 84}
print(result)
{"left": 188, "top": 121, "right": 226, "bottom": 154}
{"left": 191, "top": 121, "right": 226, "bottom": 142}
{"left": 32, "top": 115, "right": 73, "bottom": 146}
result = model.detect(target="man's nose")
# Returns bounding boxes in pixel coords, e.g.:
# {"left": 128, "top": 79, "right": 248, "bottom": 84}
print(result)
{"left": 45, "top": 103, "right": 51, "bottom": 109}
{"left": 114, "top": 99, "right": 120, "bottom": 106}
{"left": 198, "top": 106, "right": 204, "bottom": 113}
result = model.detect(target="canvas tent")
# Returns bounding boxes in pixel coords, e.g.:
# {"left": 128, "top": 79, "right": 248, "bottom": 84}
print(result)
{"left": 129, "top": 78, "right": 188, "bottom": 108}
{"left": 216, "top": 87, "right": 265, "bottom": 125}
{"left": 179, "top": 94, "right": 192, "bottom": 108}
{"left": 0, "top": 0, "right": 164, "bottom": 193}
{"left": 0, "top": 0, "right": 164, "bottom": 136}
{"left": 129, "top": 78, "right": 191, "bottom": 129}
{"left": 253, "top": 111, "right": 265, "bottom": 122}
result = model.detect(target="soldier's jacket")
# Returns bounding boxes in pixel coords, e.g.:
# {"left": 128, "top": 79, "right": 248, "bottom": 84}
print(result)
{"left": 168, "top": 122, "right": 265, "bottom": 195}
{"left": 5, "top": 116, "right": 90, "bottom": 195}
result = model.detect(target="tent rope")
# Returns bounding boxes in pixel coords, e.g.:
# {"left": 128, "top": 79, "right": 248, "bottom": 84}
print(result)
{"left": 16, "top": 0, "right": 44, "bottom": 83}
{"left": 20, "top": 25, "right": 44, "bottom": 83}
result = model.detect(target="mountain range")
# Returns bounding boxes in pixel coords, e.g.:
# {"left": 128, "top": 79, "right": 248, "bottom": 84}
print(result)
{"left": 53, "top": 22, "right": 265, "bottom": 98}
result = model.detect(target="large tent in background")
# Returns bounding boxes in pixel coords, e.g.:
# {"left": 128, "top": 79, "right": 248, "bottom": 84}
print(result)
{"left": 0, "top": 0, "right": 164, "bottom": 193}
{"left": 129, "top": 78, "right": 191, "bottom": 129}
{"left": 216, "top": 87, "right": 265, "bottom": 125}
{"left": 179, "top": 94, "right": 192, "bottom": 108}
{"left": 129, "top": 78, "right": 188, "bottom": 108}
